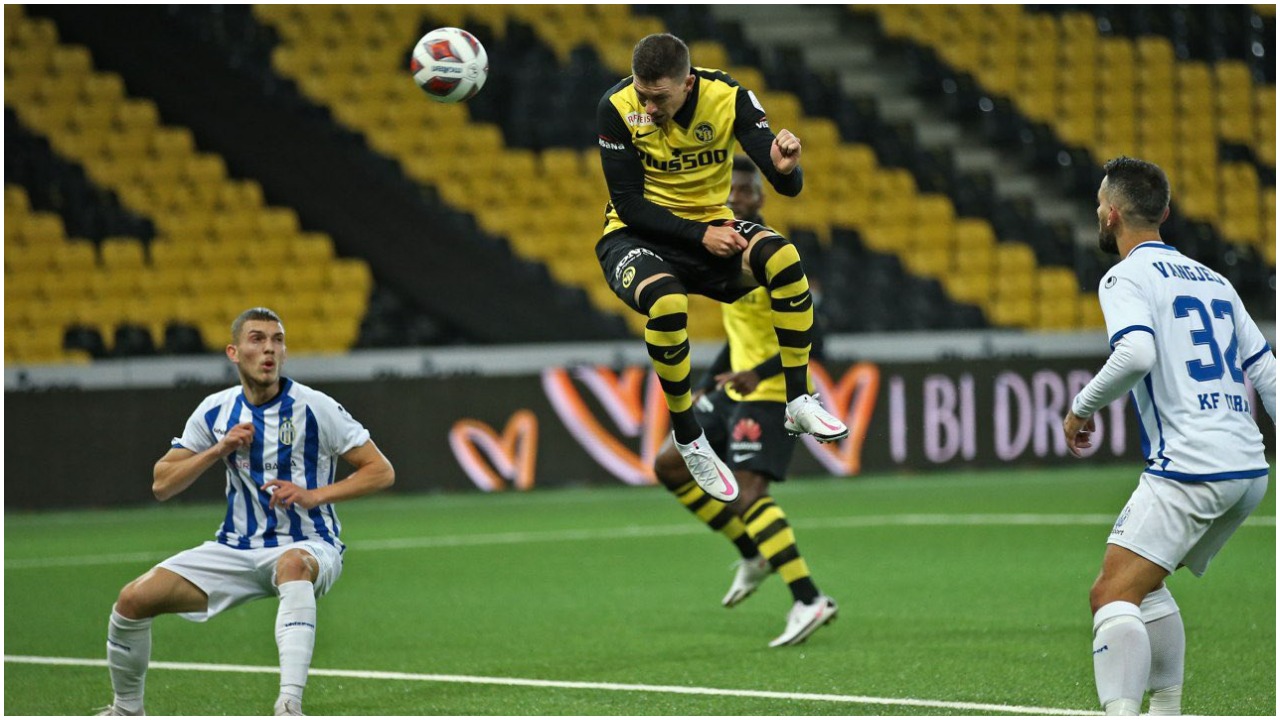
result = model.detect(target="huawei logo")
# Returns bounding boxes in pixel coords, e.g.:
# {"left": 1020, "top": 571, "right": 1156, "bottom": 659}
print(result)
{"left": 732, "top": 418, "right": 762, "bottom": 443}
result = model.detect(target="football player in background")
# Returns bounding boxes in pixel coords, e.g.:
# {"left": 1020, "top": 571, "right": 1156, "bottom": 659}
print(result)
{"left": 97, "top": 308, "right": 395, "bottom": 716}
{"left": 654, "top": 156, "right": 837, "bottom": 647}
{"left": 595, "top": 33, "right": 848, "bottom": 506}
{"left": 1064, "top": 158, "right": 1275, "bottom": 716}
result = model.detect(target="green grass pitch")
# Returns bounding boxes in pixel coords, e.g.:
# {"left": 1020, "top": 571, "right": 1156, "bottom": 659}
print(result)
{"left": 5, "top": 466, "right": 1275, "bottom": 715}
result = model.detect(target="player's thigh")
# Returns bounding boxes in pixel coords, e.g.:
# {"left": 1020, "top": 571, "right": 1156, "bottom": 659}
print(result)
{"left": 596, "top": 233, "right": 680, "bottom": 313}
{"left": 158, "top": 541, "right": 273, "bottom": 621}
{"left": 1181, "top": 474, "right": 1269, "bottom": 576}
{"left": 265, "top": 540, "right": 344, "bottom": 598}
{"left": 1091, "top": 543, "right": 1170, "bottom": 610}
{"left": 116, "top": 566, "right": 209, "bottom": 618}
{"left": 1104, "top": 473, "right": 1258, "bottom": 578}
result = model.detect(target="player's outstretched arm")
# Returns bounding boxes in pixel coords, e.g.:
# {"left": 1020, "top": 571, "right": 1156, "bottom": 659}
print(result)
{"left": 152, "top": 421, "right": 254, "bottom": 501}
{"left": 265, "top": 440, "right": 395, "bottom": 511}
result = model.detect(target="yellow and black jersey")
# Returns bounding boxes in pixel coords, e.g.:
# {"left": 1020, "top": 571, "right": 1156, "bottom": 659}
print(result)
{"left": 720, "top": 287, "right": 790, "bottom": 403}
{"left": 596, "top": 68, "right": 803, "bottom": 243}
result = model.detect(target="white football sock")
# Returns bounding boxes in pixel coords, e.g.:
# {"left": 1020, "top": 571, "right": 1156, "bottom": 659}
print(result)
{"left": 1141, "top": 587, "right": 1184, "bottom": 715}
{"left": 1092, "top": 600, "right": 1148, "bottom": 715}
{"left": 275, "top": 580, "right": 317, "bottom": 702}
{"left": 106, "top": 606, "right": 152, "bottom": 714}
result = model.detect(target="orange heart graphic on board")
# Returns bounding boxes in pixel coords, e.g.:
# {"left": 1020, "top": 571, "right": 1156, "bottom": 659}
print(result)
{"left": 541, "top": 366, "right": 669, "bottom": 485}
{"left": 448, "top": 409, "right": 539, "bottom": 492}
{"left": 803, "top": 361, "right": 881, "bottom": 476}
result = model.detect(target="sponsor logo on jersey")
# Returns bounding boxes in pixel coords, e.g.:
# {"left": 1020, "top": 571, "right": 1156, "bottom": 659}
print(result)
{"left": 613, "top": 247, "right": 663, "bottom": 281}
{"left": 625, "top": 111, "right": 654, "bottom": 127}
{"left": 1112, "top": 504, "right": 1132, "bottom": 532}
{"left": 732, "top": 418, "right": 763, "bottom": 442}
{"left": 622, "top": 266, "right": 636, "bottom": 288}
{"left": 598, "top": 135, "right": 626, "bottom": 152}
{"left": 638, "top": 147, "right": 729, "bottom": 173}
{"left": 1105, "top": 275, "right": 1118, "bottom": 289}
{"left": 694, "top": 121, "right": 715, "bottom": 143}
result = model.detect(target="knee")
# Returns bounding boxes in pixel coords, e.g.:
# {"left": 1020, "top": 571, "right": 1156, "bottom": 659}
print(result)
{"left": 276, "top": 550, "right": 318, "bottom": 583}
{"left": 653, "top": 450, "right": 687, "bottom": 491}
{"left": 728, "top": 473, "right": 769, "bottom": 516}
{"left": 746, "top": 235, "right": 795, "bottom": 285}
{"left": 1089, "top": 577, "right": 1116, "bottom": 616}
{"left": 638, "top": 276, "right": 687, "bottom": 319}
{"left": 115, "top": 579, "right": 152, "bottom": 620}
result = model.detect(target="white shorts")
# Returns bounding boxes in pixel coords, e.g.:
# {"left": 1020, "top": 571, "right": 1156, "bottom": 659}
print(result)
{"left": 1107, "top": 473, "right": 1268, "bottom": 577}
{"left": 157, "top": 540, "right": 343, "bottom": 622}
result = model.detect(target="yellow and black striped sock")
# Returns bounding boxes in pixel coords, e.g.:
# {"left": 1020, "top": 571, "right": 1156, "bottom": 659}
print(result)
{"left": 750, "top": 239, "right": 812, "bottom": 402}
{"left": 642, "top": 281, "right": 699, "bottom": 443}
{"left": 671, "top": 480, "right": 759, "bottom": 558}
{"left": 743, "top": 496, "right": 819, "bottom": 604}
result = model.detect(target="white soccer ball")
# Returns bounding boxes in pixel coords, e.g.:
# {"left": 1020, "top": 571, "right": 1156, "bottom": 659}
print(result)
{"left": 409, "top": 27, "right": 489, "bottom": 103}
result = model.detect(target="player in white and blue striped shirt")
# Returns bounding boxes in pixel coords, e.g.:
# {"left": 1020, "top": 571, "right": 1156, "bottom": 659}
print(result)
{"left": 1065, "top": 158, "right": 1275, "bottom": 716}
{"left": 98, "top": 308, "right": 395, "bottom": 717}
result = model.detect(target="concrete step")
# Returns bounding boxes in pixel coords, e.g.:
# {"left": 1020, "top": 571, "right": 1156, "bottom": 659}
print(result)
{"left": 801, "top": 43, "right": 877, "bottom": 70}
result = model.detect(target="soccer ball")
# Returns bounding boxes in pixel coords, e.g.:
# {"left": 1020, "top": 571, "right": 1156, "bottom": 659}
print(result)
{"left": 409, "top": 27, "right": 489, "bottom": 103}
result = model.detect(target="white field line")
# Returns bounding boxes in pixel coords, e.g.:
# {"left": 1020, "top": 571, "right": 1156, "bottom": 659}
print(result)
{"left": 6, "top": 513, "right": 1274, "bottom": 570}
{"left": 2, "top": 654, "right": 1100, "bottom": 715}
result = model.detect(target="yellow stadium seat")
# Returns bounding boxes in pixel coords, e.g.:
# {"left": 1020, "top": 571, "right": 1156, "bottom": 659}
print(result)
{"left": 327, "top": 260, "right": 373, "bottom": 296}
{"left": 53, "top": 240, "right": 98, "bottom": 272}
{"left": 100, "top": 237, "right": 146, "bottom": 270}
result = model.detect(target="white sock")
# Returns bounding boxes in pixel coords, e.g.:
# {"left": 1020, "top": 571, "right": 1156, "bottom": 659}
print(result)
{"left": 1141, "top": 587, "right": 1184, "bottom": 715}
{"left": 1092, "top": 601, "right": 1148, "bottom": 715}
{"left": 106, "top": 606, "right": 152, "bottom": 713}
{"left": 275, "top": 580, "right": 317, "bottom": 702}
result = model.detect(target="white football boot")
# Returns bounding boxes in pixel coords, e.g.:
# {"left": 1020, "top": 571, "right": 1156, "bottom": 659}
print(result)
{"left": 722, "top": 555, "right": 772, "bottom": 607}
{"left": 674, "top": 432, "right": 738, "bottom": 502}
{"left": 273, "top": 697, "right": 305, "bottom": 716}
{"left": 784, "top": 394, "right": 849, "bottom": 443}
{"left": 95, "top": 705, "right": 144, "bottom": 716}
{"left": 769, "top": 595, "right": 838, "bottom": 647}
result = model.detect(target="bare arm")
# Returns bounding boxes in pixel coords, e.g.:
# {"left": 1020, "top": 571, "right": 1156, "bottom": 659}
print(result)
{"left": 152, "top": 421, "right": 255, "bottom": 501}
{"left": 264, "top": 440, "right": 395, "bottom": 511}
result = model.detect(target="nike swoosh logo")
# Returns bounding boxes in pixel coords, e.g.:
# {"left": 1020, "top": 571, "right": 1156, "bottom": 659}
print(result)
{"left": 636, "top": 130, "right": 657, "bottom": 138}
{"left": 731, "top": 453, "right": 757, "bottom": 462}
{"left": 663, "top": 348, "right": 688, "bottom": 361}
{"left": 788, "top": 294, "right": 809, "bottom": 308}
{"left": 718, "top": 468, "right": 735, "bottom": 495}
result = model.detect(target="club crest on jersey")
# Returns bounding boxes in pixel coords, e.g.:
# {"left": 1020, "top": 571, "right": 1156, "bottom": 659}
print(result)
{"left": 279, "top": 418, "right": 296, "bottom": 446}
{"left": 622, "top": 266, "right": 636, "bottom": 288}
{"left": 693, "top": 121, "right": 715, "bottom": 143}
{"left": 625, "top": 111, "right": 654, "bottom": 128}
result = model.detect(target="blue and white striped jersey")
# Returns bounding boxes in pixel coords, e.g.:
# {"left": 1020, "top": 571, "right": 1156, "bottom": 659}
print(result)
{"left": 172, "top": 377, "right": 370, "bottom": 551}
{"left": 1100, "top": 242, "right": 1272, "bottom": 481}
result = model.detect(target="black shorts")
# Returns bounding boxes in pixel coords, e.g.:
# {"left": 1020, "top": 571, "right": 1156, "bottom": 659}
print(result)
{"left": 694, "top": 389, "right": 796, "bottom": 482}
{"left": 595, "top": 221, "right": 779, "bottom": 312}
